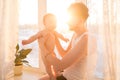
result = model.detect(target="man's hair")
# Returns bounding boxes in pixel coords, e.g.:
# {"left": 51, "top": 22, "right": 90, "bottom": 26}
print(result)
{"left": 43, "top": 13, "right": 56, "bottom": 25}
{"left": 67, "top": 2, "right": 89, "bottom": 22}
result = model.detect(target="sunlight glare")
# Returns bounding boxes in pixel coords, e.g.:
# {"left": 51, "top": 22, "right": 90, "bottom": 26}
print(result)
{"left": 47, "top": 0, "right": 74, "bottom": 33}
{"left": 19, "top": 0, "right": 38, "bottom": 25}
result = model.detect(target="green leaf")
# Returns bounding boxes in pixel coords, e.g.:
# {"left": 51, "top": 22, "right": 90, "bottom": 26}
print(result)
{"left": 14, "top": 57, "right": 23, "bottom": 66}
{"left": 16, "top": 44, "right": 19, "bottom": 53}
{"left": 24, "top": 63, "right": 31, "bottom": 67}
{"left": 20, "top": 55, "right": 26, "bottom": 59}
{"left": 18, "top": 49, "right": 24, "bottom": 53}
{"left": 14, "top": 45, "right": 32, "bottom": 66}
{"left": 20, "top": 49, "right": 32, "bottom": 56}
{"left": 15, "top": 64, "right": 22, "bottom": 66}
{"left": 15, "top": 57, "right": 21, "bottom": 63}
{"left": 22, "top": 60, "right": 31, "bottom": 67}
{"left": 24, "top": 49, "right": 32, "bottom": 55}
{"left": 22, "top": 60, "right": 29, "bottom": 63}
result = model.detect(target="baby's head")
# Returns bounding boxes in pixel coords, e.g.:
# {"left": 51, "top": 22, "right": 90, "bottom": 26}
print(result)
{"left": 43, "top": 13, "right": 57, "bottom": 30}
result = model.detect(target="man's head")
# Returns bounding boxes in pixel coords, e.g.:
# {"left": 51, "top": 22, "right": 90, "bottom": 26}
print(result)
{"left": 43, "top": 13, "right": 57, "bottom": 30}
{"left": 67, "top": 2, "right": 89, "bottom": 30}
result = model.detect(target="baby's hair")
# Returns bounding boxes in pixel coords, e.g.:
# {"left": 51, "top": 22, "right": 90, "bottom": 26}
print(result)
{"left": 43, "top": 13, "right": 56, "bottom": 25}
{"left": 67, "top": 2, "right": 89, "bottom": 22}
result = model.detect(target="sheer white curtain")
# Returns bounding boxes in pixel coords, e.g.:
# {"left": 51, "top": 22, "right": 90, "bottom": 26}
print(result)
{"left": 86, "top": 0, "right": 104, "bottom": 80}
{"left": 102, "top": 0, "right": 120, "bottom": 79}
{"left": 0, "top": 0, "right": 18, "bottom": 80}
{"left": 75, "top": 0, "right": 120, "bottom": 80}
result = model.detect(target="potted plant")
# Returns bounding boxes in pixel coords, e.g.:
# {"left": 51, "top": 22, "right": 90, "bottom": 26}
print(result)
{"left": 14, "top": 44, "right": 32, "bottom": 76}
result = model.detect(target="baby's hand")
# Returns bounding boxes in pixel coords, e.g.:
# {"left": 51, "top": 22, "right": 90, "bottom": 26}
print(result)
{"left": 22, "top": 40, "right": 28, "bottom": 45}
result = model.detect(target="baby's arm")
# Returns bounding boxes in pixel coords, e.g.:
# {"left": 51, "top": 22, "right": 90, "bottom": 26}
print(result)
{"left": 22, "top": 30, "right": 45, "bottom": 45}
{"left": 54, "top": 31, "right": 69, "bottom": 42}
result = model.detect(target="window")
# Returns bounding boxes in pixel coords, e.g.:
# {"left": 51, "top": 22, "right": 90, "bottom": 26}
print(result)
{"left": 47, "top": 0, "right": 74, "bottom": 58}
{"left": 18, "top": 0, "right": 39, "bottom": 68}
{"left": 18, "top": 0, "right": 74, "bottom": 68}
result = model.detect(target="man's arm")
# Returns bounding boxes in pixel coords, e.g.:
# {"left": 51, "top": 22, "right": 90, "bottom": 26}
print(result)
{"left": 44, "top": 35, "right": 88, "bottom": 72}
{"left": 55, "top": 36, "right": 71, "bottom": 57}
{"left": 55, "top": 33, "right": 74, "bottom": 57}
{"left": 54, "top": 31, "right": 69, "bottom": 42}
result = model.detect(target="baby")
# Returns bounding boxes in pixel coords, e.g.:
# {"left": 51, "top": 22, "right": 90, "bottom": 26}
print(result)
{"left": 22, "top": 13, "right": 69, "bottom": 80}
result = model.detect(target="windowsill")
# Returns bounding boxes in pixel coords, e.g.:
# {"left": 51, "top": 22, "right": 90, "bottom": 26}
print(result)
{"left": 8, "top": 66, "right": 46, "bottom": 80}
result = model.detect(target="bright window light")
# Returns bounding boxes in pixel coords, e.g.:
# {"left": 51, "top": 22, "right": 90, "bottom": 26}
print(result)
{"left": 19, "top": 0, "right": 38, "bottom": 25}
{"left": 47, "top": 0, "right": 74, "bottom": 33}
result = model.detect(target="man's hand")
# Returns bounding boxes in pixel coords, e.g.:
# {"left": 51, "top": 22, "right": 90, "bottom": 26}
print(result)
{"left": 64, "top": 38, "right": 69, "bottom": 43}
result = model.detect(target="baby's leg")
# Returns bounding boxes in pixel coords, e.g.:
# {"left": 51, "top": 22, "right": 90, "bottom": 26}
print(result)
{"left": 45, "top": 65, "right": 55, "bottom": 80}
{"left": 41, "top": 54, "right": 56, "bottom": 80}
